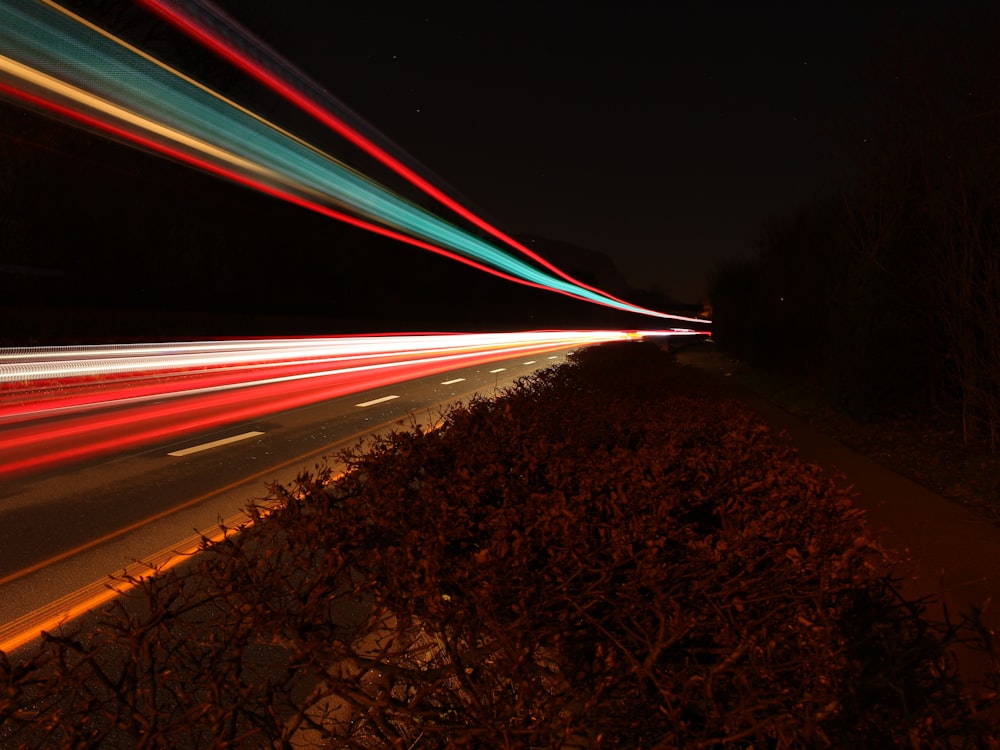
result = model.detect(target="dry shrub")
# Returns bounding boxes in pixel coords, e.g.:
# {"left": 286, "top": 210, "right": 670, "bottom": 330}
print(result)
{"left": 2, "top": 341, "right": 997, "bottom": 748}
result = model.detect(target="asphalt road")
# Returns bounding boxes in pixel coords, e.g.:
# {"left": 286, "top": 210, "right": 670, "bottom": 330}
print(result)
{"left": 0, "top": 345, "right": 577, "bottom": 651}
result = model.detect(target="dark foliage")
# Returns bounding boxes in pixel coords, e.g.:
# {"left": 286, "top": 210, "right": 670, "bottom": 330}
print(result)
{"left": 707, "top": 11, "right": 1000, "bottom": 445}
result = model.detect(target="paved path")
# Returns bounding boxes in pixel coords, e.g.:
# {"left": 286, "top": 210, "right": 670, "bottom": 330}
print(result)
{"left": 676, "top": 344, "right": 1000, "bottom": 687}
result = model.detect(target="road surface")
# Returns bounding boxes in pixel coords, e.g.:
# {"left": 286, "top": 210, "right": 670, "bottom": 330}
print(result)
{"left": 0, "top": 343, "right": 582, "bottom": 652}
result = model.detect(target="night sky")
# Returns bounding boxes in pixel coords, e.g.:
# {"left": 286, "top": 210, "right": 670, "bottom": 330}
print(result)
{"left": 1, "top": 0, "right": 984, "bottom": 340}
{"left": 202, "top": 1, "right": 952, "bottom": 304}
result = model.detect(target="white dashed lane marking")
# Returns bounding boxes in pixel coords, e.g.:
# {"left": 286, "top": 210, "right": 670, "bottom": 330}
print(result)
{"left": 489, "top": 368, "right": 506, "bottom": 374}
{"left": 168, "top": 431, "right": 264, "bottom": 457}
{"left": 522, "top": 360, "right": 536, "bottom": 365}
{"left": 355, "top": 395, "right": 400, "bottom": 408}
{"left": 441, "top": 378, "right": 465, "bottom": 385}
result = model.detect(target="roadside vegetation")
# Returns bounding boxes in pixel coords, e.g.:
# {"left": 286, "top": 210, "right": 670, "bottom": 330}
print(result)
{"left": 711, "top": 11, "right": 1000, "bottom": 458}
{"left": 707, "top": 10, "right": 1000, "bottom": 518}
{"left": 2, "top": 341, "right": 997, "bottom": 748}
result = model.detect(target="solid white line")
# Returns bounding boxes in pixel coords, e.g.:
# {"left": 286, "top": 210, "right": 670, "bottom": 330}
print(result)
{"left": 522, "top": 360, "right": 536, "bottom": 365}
{"left": 355, "top": 394, "right": 399, "bottom": 408}
{"left": 441, "top": 378, "right": 465, "bottom": 385}
{"left": 168, "top": 430, "right": 264, "bottom": 457}
{"left": 489, "top": 368, "right": 506, "bottom": 374}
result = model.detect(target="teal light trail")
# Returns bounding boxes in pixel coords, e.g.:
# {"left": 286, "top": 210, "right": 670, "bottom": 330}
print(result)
{"left": 0, "top": 0, "right": 705, "bottom": 322}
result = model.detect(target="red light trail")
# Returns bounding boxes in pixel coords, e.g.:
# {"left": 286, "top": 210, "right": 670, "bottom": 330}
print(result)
{"left": 0, "top": 0, "right": 711, "bottom": 323}
{"left": 0, "top": 331, "right": 705, "bottom": 477}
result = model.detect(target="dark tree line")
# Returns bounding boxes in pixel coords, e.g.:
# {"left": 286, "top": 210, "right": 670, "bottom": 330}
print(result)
{"left": 709, "top": 11, "right": 1000, "bottom": 449}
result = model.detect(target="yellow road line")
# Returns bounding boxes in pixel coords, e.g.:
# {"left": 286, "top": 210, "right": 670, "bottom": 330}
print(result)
{"left": 0, "top": 515, "right": 241, "bottom": 653}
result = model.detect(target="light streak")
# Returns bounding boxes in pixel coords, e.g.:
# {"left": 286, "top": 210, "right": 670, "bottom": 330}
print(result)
{"left": 0, "top": 331, "right": 626, "bottom": 384}
{"left": 0, "top": 64, "right": 562, "bottom": 297}
{"left": 635, "top": 329, "right": 712, "bottom": 338}
{"left": 0, "top": 0, "right": 710, "bottom": 324}
{"left": 0, "top": 330, "right": 702, "bottom": 477}
{"left": 134, "top": 0, "right": 645, "bottom": 307}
